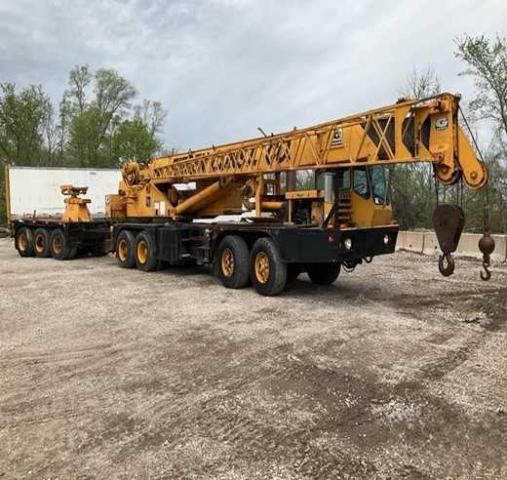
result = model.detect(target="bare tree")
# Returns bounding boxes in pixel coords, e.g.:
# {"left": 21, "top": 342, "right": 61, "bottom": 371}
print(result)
{"left": 135, "top": 100, "right": 167, "bottom": 137}
{"left": 401, "top": 66, "right": 441, "bottom": 99}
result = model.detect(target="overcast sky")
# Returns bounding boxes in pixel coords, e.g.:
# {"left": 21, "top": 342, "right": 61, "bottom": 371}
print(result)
{"left": 1, "top": 0, "right": 506, "bottom": 150}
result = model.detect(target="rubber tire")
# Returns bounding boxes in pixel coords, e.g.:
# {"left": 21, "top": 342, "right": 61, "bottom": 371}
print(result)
{"left": 34, "top": 228, "right": 51, "bottom": 257}
{"left": 250, "top": 237, "right": 287, "bottom": 296}
{"left": 214, "top": 235, "right": 250, "bottom": 289}
{"left": 307, "top": 263, "right": 340, "bottom": 285}
{"left": 49, "top": 229, "right": 77, "bottom": 260}
{"left": 115, "top": 230, "right": 136, "bottom": 268}
{"left": 15, "top": 227, "right": 35, "bottom": 257}
{"left": 135, "top": 231, "right": 158, "bottom": 272}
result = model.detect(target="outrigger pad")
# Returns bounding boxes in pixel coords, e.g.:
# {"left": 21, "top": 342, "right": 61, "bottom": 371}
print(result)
{"left": 432, "top": 204, "right": 465, "bottom": 255}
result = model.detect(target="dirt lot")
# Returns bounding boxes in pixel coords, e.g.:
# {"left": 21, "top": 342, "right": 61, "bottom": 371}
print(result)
{"left": 0, "top": 237, "right": 506, "bottom": 480}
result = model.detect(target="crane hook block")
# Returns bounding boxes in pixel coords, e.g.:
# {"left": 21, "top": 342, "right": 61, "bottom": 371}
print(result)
{"left": 432, "top": 204, "right": 465, "bottom": 277}
{"left": 478, "top": 232, "right": 495, "bottom": 282}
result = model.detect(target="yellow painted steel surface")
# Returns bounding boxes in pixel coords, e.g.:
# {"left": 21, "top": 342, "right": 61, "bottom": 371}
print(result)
{"left": 60, "top": 185, "right": 92, "bottom": 222}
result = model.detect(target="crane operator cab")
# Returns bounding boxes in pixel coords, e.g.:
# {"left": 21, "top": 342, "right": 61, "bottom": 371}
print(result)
{"left": 296, "top": 165, "right": 393, "bottom": 230}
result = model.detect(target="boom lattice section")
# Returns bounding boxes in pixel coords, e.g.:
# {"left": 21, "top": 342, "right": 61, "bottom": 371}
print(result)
{"left": 146, "top": 93, "right": 486, "bottom": 190}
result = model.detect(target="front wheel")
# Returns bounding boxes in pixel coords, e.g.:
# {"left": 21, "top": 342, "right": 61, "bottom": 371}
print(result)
{"left": 250, "top": 237, "right": 287, "bottom": 296}
{"left": 306, "top": 263, "right": 340, "bottom": 285}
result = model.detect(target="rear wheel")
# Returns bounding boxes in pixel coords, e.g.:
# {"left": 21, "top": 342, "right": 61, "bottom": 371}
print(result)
{"left": 250, "top": 237, "right": 287, "bottom": 296}
{"left": 34, "top": 228, "right": 51, "bottom": 257}
{"left": 135, "top": 231, "right": 158, "bottom": 272}
{"left": 306, "top": 263, "right": 340, "bottom": 285}
{"left": 50, "top": 229, "right": 77, "bottom": 260}
{"left": 214, "top": 235, "right": 249, "bottom": 289}
{"left": 116, "top": 230, "right": 136, "bottom": 268}
{"left": 15, "top": 227, "right": 34, "bottom": 257}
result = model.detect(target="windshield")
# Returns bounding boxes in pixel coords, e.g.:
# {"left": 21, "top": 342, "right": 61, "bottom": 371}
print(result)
{"left": 369, "top": 166, "right": 389, "bottom": 205}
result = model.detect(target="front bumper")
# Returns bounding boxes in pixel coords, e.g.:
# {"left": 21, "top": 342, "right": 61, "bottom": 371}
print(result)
{"left": 275, "top": 225, "right": 399, "bottom": 263}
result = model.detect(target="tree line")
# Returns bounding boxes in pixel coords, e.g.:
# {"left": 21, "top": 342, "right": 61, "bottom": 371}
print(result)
{"left": 0, "top": 65, "right": 166, "bottom": 224}
{"left": 1, "top": 35, "right": 506, "bottom": 232}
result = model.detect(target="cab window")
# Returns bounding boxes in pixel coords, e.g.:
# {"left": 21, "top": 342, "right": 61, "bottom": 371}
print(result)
{"left": 315, "top": 169, "right": 351, "bottom": 191}
{"left": 369, "top": 166, "right": 389, "bottom": 205}
{"left": 353, "top": 167, "right": 369, "bottom": 198}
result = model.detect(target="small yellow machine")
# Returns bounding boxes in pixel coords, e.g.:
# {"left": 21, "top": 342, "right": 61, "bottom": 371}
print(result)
{"left": 60, "top": 185, "right": 92, "bottom": 222}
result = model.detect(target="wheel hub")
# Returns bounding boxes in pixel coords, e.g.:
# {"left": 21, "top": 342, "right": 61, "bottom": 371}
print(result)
{"left": 254, "top": 252, "right": 270, "bottom": 284}
{"left": 118, "top": 239, "right": 128, "bottom": 262}
{"left": 35, "top": 234, "right": 44, "bottom": 253}
{"left": 221, "top": 248, "right": 234, "bottom": 278}
{"left": 137, "top": 240, "right": 148, "bottom": 264}
{"left": 52, "top": 235, "right": 63, "bottom": 254}
{"left": 18, "top": 233, "right": 27, "bottom": 251}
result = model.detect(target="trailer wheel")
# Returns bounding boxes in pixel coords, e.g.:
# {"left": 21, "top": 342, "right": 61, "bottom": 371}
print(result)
{"left": 135, "top": 231, "right": 158, "bottom": 272}
{"left": 34, "top": 228, "right": 51, "bottom": 257}
{"left": 116, "top": 230, "right": 136, "bottom": 268}
{"left": 306, "top": 263, "right": 340, "bottom": 285}
{"left": 214, "top": 235, "right": 249, "bottom": 289}
{"left": 15, "top": 227, "right": 35, "bottom": 257}
{"left": 250, "top": 237, "right": 287, "bottom": 296}
{"left": 50, "top": 229, "right": 77, "bottom": 260}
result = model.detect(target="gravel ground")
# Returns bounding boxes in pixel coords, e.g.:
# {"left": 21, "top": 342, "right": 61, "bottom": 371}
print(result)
{"left": 0, "top": 237, "right": 506, "bottom": 479}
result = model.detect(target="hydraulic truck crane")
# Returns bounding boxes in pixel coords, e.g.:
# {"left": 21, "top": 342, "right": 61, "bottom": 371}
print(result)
{"left": 101, "top": 92, "right": 492, "bottom": 295}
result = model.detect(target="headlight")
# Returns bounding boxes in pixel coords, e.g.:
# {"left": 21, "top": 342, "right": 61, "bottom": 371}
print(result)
{"left": 383, "top": 234, "right": 390, "bottom": 245}
{"left": 344, "top": 238, "right": 352, "bottom": 250}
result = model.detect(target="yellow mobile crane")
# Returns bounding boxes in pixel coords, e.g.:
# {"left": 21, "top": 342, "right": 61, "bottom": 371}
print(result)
{"left": 12, "top": 93, "right": 493, "bottom": 295}
{"left": 100, "top": 92, "right": 491, "bottom": 295}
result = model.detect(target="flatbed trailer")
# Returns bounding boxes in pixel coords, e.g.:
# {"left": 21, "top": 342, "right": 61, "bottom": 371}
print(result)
{"left": 112, "top": 219, "right": 398, "bottom": 295}
{"left": 11, "top": 218, "right": 111, "bottom": 260}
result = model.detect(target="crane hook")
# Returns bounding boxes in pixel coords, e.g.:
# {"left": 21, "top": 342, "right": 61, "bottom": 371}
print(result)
{"left": 478, "top": 232, "right": 495, "bottom": 282}
{"left": 480, "top": 259, "right": 491, "bottom": 282}
{"left": 438, "top": 253, "right": 455, "bottom": 277}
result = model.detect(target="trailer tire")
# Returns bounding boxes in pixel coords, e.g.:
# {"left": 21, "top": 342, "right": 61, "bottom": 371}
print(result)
{"left": 50, "top": 229, "right": 77, "bottom": 260}
{"left": 214, "top": 235, "right": 250, "bottom": 289}
{"left": 15, "top": 227, "right": 35, "bottom": 257}
{"left": 135, "top": 231, "right": 158, "bottom": 272}
{"left": 250, "top": 237, "right": 287, "bottom": 296}
{"left": 307, "top": 263, "right": 340, "bottom": 285}
{"left": 34, "top": 228, "right": 51, "bottom": 257}
{"left": 116, "top": 230, "right": 136, "bottom": 268}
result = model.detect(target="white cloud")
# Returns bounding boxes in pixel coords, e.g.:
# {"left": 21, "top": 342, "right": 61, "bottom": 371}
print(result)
{"left": 0, "top": 0, "right": 506, "bottom": 150}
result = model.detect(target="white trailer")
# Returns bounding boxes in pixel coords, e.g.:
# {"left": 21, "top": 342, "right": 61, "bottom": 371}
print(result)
{"left": 5, "top": 166, "right": 120, "bottom": 221}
